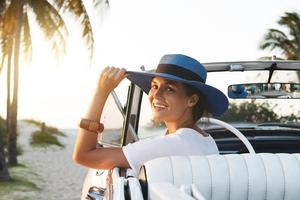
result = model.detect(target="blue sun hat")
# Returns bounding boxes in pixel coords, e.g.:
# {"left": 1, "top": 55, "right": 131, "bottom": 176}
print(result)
{"left": 126, "top": 54, "right": 228, "bottom": 116}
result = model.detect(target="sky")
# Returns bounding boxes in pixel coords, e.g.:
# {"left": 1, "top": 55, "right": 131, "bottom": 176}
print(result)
{"left": 0, "top": 0, "right": 300, "bottom": 129}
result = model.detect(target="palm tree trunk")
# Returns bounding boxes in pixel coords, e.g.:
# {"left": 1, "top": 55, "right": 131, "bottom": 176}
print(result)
{"left": 0, "top": 52, "right": 11, "bottom": 180}
{"left": 0, "top": 127, "right": 10, "bottom": 181}
{"left": 8, "top": 2, "right": 23, "bottom": 166}
{"left": 6, "top": 40, "right": 12, "bottom": 147}
{"left": 0, "top": 41, "right": 13, "bottom": 180}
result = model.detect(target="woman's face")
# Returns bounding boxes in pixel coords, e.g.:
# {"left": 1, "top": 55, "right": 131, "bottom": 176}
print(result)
{"left": 148, "top": 77, "right": 195, "bottom": 123}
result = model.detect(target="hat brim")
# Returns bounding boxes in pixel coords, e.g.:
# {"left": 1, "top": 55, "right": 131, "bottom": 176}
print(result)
{"left": 127, "top": 71, "right": 228, "bottom": 116}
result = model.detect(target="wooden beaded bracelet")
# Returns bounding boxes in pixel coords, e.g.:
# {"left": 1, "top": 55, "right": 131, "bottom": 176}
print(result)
{"left": 79, "top": 118, "right": 104, "bottom": 133}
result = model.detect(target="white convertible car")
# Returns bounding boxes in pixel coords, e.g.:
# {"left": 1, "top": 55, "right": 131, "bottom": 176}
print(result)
{"left": 81, "top": 60, "right": 300, "bottom": 200}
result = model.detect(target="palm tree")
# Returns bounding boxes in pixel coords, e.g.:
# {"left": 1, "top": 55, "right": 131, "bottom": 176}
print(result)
{"left": 259, "top": 12, "right": 300, "bottom": 81}
{"left": 260, "top": 12, "right": 300, "bottom": 60}
{"left": 0, "top": 0, "right": 108, "bottom": 171}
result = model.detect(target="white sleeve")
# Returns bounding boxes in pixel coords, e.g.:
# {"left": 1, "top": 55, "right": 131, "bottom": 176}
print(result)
{"left": 122, "top": 129, "right": 219, "bottom": 176}
{"left": 122, "top": 136, "right": 173, "bottom": 176}
{"left": 122, "top": 142, "right": 144, "bottom": 176}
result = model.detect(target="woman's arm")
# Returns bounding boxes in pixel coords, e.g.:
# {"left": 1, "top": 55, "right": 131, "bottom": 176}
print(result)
{"left": 73, "top": 67, "right": 130, "bottom": 169}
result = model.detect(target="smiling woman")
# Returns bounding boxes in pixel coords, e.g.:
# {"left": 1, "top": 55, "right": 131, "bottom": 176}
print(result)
{"left": 73, "top": 54, "right": 228, "bottom": 181}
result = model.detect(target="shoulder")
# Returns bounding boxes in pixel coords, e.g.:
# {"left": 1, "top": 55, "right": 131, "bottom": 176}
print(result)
{"left": 175, "top": 128, "right": 210, "bottom": 137}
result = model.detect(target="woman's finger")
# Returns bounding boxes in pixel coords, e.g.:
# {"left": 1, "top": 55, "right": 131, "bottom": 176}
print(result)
{"left": 101, "top": 66, "right": 110, "bottom": 76}
{"left": 114, "top": 68, "right": 127, "bottom": 82}
{"left": 108, "top": 66, "right": 119, "bottom": 79}
{"left": 98, "top": 67, "right": 126, "bottom": 92}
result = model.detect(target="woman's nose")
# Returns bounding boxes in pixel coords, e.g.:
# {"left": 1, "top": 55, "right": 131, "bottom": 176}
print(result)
{"left": 151, "top": 87, "right": 163, "bottom": 98}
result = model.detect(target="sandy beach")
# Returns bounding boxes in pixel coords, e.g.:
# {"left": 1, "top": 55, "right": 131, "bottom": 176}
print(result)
{"left": 2, "top": 121, "right": 88, "bottom": 200}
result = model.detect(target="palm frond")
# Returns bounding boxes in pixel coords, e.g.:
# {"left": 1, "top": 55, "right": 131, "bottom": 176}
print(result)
{"left": 260, "top": 11, "right": 300, "bottom": 60}
{"left": 0, "top": 0, "right": 8, "bottom": 14}
{"left": 0, "top": 0, "right": 7, "bottom": 22}
{"left": 2, "top": 1, "right": 17, "bottom": 35}
{"left": 0, "top": 1, "right": 15, "bottom": 63}
{"left": 0, "top": 0, "right": 7, "bottom": 53}
{"left": 0, "top": 34, "right": 9, "bottom": 69}
{"left": 0, "top": 29, "right": 13, "bottom": 72}
{"left": 278, "top": 12, "right": 300, "bottom": 47}
{"left": 22, "top": 12, "right": 32, "bottom": 62}
{"left": 0, "top": 37, "right": 12, "bottom": 74}
{"left": 63, "top": 0, "right": 94, "bottom": 58}
{"left": 29, "top": 0, "right": 68, "bottom": 56}
{"left": 260, "top": 29, "right": 288, "bottom": 49}
{"left": 0, "top": 35, "right": 7, "bottom": 71}
{"left": 0, "top": 35, "right": 13, "bottom": 73}
{"left": 260, "top": 28, "right": 296, "bottom": 59}
{"left": 51, "top": 0, "right": 64, "bottom": 10}
{"left": 0, "top": 52, "right": 5, "bottom": 72}
{"left": 0, "top": 0, "right": 9, "bottom": 72}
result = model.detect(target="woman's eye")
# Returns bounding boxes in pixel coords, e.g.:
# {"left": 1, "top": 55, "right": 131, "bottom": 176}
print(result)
{"left": 151, "top": 85, "right": 158, "bottom": 89}
{"left": 166, "top": 87, "right": 174, "bottom": 92}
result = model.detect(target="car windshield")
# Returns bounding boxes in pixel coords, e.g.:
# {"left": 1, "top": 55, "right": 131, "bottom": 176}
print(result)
{"left": 208, "top": 70, "right": 300, "bottom": 127}
{"left": 137, "top": 69, "right": 300, "bottom": 138}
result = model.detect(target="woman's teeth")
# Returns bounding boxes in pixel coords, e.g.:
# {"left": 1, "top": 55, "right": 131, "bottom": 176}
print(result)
{"left": 153, "top": 103, "right": 167, "bottom": 110}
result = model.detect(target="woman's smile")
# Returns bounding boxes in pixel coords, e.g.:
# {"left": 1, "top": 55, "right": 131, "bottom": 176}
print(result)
{"left": 148, "top": 77, "right": 194, "bottom": 123}
{"left": 152, "top": 102, "right": 168, "bottom": 111}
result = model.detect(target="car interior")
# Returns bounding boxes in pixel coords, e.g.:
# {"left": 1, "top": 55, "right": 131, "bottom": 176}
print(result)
{"left": 83, "top": 61, "right": 300, "bottom": 200}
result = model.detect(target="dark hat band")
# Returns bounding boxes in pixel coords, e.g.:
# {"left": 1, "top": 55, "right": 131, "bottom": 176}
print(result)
{"left": 156, "top": 64, "right": 205, "bottom": 83}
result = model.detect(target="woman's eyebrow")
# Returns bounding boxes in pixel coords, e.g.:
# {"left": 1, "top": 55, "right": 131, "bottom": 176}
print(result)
{"left": 165, "top": 80, "right": 178, "bottom": 86}
{"left": 151, "top": 79, "right": 178, "bottom": 86}
{"left": 151, "top": 80, "right": 157, "bottom": 84}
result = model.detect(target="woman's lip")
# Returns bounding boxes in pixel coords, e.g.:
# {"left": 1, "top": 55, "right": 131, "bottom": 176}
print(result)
{"left": 152, "top": 103, "right": 168, "bottom": 112}
{"left": 152, "top": 103, "right": 167, "bottom": 108}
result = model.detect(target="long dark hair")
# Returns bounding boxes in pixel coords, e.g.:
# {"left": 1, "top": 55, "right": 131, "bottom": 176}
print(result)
{"left": 182, "top": 83, "right": 210, "bottom": 122}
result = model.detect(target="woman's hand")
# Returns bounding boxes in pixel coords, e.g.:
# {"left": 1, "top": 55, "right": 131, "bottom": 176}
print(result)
{"left": 97, "top": 67, "right": 127, "bottom": 95}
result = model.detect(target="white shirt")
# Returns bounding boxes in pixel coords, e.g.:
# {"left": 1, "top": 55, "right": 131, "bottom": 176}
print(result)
{"left": 122, "top": 128, "right": 219, "bottom": 176}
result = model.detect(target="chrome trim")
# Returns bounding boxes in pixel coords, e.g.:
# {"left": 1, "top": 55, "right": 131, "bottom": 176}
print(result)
{"left": 229, "top": 64, "right": 244, "bottom": 71}
{"left": 111, "top": 90, "right": 139, "bottom": 142}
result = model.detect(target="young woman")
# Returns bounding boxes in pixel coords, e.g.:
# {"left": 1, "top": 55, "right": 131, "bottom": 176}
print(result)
{"left": 73, "top": 54, "right": 228, "bottom": 176}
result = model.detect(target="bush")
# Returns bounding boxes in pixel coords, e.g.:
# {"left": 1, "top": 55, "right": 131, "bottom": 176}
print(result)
{"left": 44, "top": 125, "right": 66, "bottom": 137}
{"left": 24, "top": 119, "right": 66, "bottom": 136}
{"left": 0, "top": 164, "right": 40, "bottom": 198}
{"left": 30, "top": 131, "right": 64, "bottom": 147}
{"left": 219, "top": 101, "right": 300, "bottom": 123}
